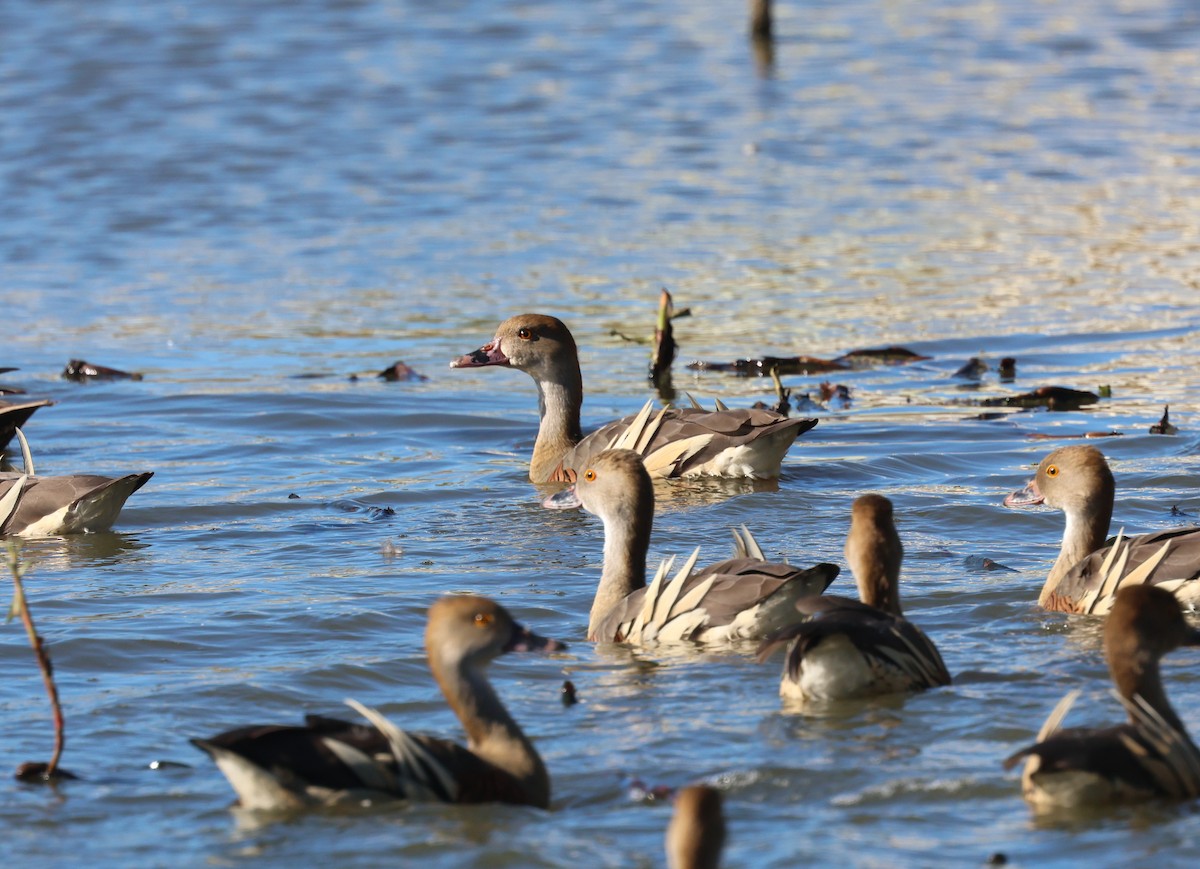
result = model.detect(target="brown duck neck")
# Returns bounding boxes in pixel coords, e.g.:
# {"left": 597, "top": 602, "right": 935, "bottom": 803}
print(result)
{"left": 1112, "top": 651, "right": 1186, "bottom": 734}
{"left": 854, "top": 559, "right": 902, "bottom": 615}
{"left": 430, "top": 654, "right": 549, "bottom": 805}
{"left": 589, "top": 502, "right": 652, "bottom": 639}
{"left": 529, "top": 372, "right": 584, "bottom": 483}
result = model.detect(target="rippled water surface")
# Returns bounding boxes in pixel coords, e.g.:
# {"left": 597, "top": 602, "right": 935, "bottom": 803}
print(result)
{"left": 3, "top": 1, "right": 1200, "bottom": 866}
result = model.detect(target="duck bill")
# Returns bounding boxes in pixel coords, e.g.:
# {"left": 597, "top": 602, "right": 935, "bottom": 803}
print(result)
{"left": 541, "top": 486, "right": 582, "bottom": 510}
{"left": 505, "top": 624, "right": 567, "bottom": 653}
{"left": 449, "top": 337, "right": 509, "bottom": 369}
{"left": 1003, "top": 478, "right": 1044, "bottom": 508}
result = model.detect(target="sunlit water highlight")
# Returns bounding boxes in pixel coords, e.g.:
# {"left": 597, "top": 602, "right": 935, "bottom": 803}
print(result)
{"left": 2, "top": 1, "right": 1200, "bottom": 866}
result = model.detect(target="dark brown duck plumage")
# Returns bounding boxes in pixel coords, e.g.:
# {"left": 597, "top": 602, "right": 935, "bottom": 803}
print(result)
{"left": 757, "top": 494, "right": 950, "bottom": 703}
{"left": 192, "top": 595, "right": 564, "bottom": 810}
{"left": 1005, "top": 585, "right": 1200, "bottom": 810}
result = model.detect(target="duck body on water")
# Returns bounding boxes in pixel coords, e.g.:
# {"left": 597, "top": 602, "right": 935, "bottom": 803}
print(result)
{"left": 543, "top": 448, "right": 838, "bottom": 645}
{"left": 1006, "top": 585, "right": 1200, "bottom": 810}
{"left": 757, "top": 494, "right": 951, "bottom": 704}
{"left": 192, "top": 596, "right": 565, "bottom": 810}
{"left": 449, "top": 314, "right": 816, "bottom": 483}
{"left": 1005, "top": 445, "right": 1200, "bottom": 613}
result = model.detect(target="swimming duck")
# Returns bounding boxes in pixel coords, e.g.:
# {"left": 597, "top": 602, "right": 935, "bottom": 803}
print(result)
{"left": 543, "top": 448, "right": 838, "bottom": 645}
{"left": 1004, "top": 445, "right": 1200, "bottom": 614}
{"left": 0, "top": 429, "right": 151, "bottom": 536}
{"left": 667, "top": 784, "right": 726, "bottom": 869}
{"left": 1004, "top": 584, "right": 1200, "bottom": 810}
{"left": 192, "top": 595, "right": 564, "bottom": 810}
{"left": 757, "top": 494, "right": 950, "bottom": 703}
{"left": 449, "top": 314, "right": 817, "bottom": 483}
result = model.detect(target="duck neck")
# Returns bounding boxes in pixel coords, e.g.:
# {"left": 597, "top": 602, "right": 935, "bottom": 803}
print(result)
{"left": 530, "top": 373, "right": 584, "bottom": 483}
{"left": 589, "top": 508, "right": 651, "bottom": 639}
{"left": 855, "top": 560, "right": 902, "bottom": 615}
{"left": 1040, "top": 500, "right": 1112, "bottom": 607}
{"left": 430, "top": 654, "right": 549, "bottom": 805}
{"left": 1113, "top": 652, "right": 1186, "bottom": 734}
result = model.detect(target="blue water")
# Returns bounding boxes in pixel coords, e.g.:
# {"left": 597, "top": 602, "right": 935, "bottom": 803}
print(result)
{"left": 3, "top": 1, "right": 1200, "bottom": 866}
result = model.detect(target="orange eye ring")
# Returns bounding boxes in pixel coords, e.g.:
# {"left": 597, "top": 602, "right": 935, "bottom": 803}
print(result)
{"left": 517, "top": 327, "right": 532, "bottom": 340}
{"left": 1045, "top": 465, "right": 1059, "bottom": 477}
{"left": 584, "top": 469, "right": 596, "bottom": 482}
{"left": 473, "top": 612, "right": 494, "bottom": 627}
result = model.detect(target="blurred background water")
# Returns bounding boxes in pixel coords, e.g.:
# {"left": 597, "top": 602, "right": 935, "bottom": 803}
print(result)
{"left": 2, "top": 0, "right": 1200, "bottom": 866}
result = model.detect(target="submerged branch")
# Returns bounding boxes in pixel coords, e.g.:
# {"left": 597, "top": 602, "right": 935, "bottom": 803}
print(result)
{"left": 6, "top": 541, "right": 73, "bottom": 782}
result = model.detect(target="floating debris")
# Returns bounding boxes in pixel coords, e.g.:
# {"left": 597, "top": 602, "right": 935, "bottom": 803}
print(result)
{"left": 561, "top": 680, "right": 578, "bottom": 707}
{"left": 147, "top": 760, "right": 191, "bottom": 770}
{"left": 377, "top": 361, "right": 428, "bottom": 382}
{"left": 818, "top": 382, "right": 851, "bottom": 407}
{"left": 1027, "top": 430, "right": 1122, "bottom": 440}
{"left": 1150, "top": 405, "right": 1178, "bottom": 435}
{"left": 380, "top": 538, "right": 401, "bottom": 559}
{"left": 998, "top": 357, "right": 1016, "bottom": 381}
{"left": 687, "top": 355, "right": 846, "bottom": 376}
{"left": 15, "top": 762, "right": 78, "bottom": 783}
{"left": 979, "top": 386, "right": 1098, "bottom": 411}
{"left": 625, "top": 775, "right": 674, "bottom": 803}
{"left": 834, "top": 346, "right": 931, "bottom": 368}
{"left": 964, "top": 555, "right": 1017, "bottom": 572}
{"left": 331, "top": 500, "right": 396, "bottom": 520}
{"left": 62, "top": 359, "right": 143, "bottom": 381}
{"left": 953, "top": 358, "right": 988, "bottom": 380}
{"left": 1098, "top": 384, "right": 1112, "bottom": 398}
{"left": 649, "top": 289, "right": 685, "bottom": 391}
{"left": 761, "top": 366, "right": 791, "bottom": 415}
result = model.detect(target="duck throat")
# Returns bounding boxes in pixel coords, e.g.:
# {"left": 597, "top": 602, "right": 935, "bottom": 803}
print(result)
{"left": 589, "top": 510, "right": 651, "bottom": 639}
{"left": 431, "top": 656, "right": 548, "bottom": 795}
{"left": 1042, "top": 501, "right": 1112, "bottom": 606}
{"left": 530, "top": 378, "right": 583, "bottom": 483}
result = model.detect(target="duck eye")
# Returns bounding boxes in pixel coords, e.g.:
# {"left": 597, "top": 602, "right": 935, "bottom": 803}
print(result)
{"left": 517, "top": 327, "right": 532, "bottom": 340}
{"left": 1045, "top": 465, "right": 1059, "bottom": 477}
{"left": 584, "top": 469, "right": 596, "bottom": 482}
{"left": 473, "top": 613, "right": 494, "bottom": 627}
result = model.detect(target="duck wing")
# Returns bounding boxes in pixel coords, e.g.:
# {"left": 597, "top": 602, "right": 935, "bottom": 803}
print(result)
{"left": 593, "top": 552, "right": 838, "bottom": 645}
{"left": 561, "top": 403, "right": 817, "bottom": 481}
{"left": 757, "top": 595, "right": 951, "bottom": 690}
{"left": 1056, "top": 527, "right": 1200, "bottom": 615}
